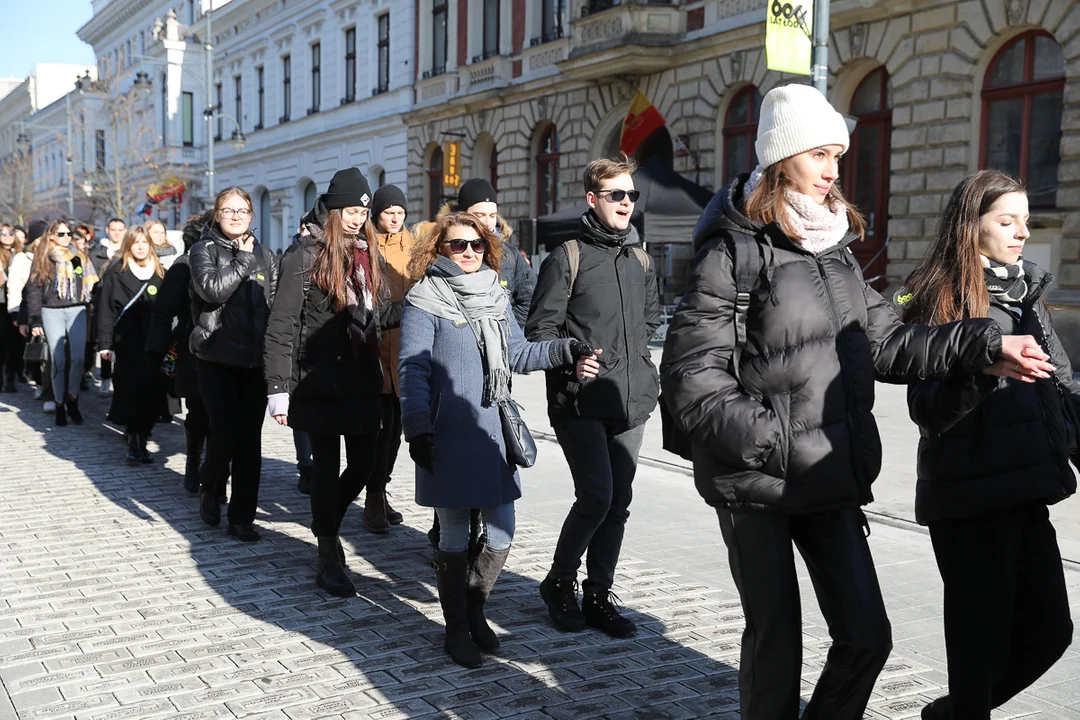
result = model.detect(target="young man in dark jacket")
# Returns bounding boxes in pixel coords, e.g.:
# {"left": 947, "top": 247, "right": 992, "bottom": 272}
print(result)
{"left": 526, "top": 157, "right": 661, "bottom": 638}
{"left": 88, "top": 217, "right": 126, "bottom": 395}
{"left": 455, "top": 178, "right": 536, "bottom": 326}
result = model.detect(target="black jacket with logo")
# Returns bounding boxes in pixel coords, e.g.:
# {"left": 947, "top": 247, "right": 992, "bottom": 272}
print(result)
{"left": 525, "top": 212, "right": 661, "bottom": 430}
{"left": 660, "top": 176, "right": 1003, "bottom": 515}
{"left": 188, "top": 224, "right": 279, "bottom": 369}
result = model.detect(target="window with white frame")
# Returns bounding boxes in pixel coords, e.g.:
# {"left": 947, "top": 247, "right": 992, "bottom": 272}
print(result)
{"left": 344, "top": 28, "right": 357, "bottom": 103}
{"left": 311, "top": 43, "right": 321, "bottom": 111}
{"left": 376, "top": 15, "right": 389, "bottom": 93}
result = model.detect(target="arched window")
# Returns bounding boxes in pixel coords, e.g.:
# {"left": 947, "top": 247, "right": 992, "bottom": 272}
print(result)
{"left": 490, "top": 146, "right": 499, "bottom": 192}
{"left": 536, "top": 125, "right": 560, "bottom": 216}
{"left": 303, "top": 181, "right": 317, "bottom": 213}
{"left": 722, "top": 86, "right": 763, "bottom": 180}
{"left": 981, "top": 31, "right": 1065, "bottom": 208}
{"left": 259, "top": 189, "right": 272, "bottom": 244}
{"left": 427, "top": 146, "right": 444, "bottom": 220}
{"left": 473, "top": 133, "right": 499, "bottom": 191}
{"left": 842, "top": 67, "right": 892, "bottom": 290}
{"left": 376, "top": 168, "right": 386, "bottom": 188}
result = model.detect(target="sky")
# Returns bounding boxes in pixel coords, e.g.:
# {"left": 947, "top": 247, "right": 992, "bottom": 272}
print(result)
{"left": 1, "top": 0, "right": 96, "bottom": 80}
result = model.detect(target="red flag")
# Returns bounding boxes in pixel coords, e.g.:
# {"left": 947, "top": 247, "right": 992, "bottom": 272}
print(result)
{"left": 620, "top": 90, "right": 665, "bottom": 156}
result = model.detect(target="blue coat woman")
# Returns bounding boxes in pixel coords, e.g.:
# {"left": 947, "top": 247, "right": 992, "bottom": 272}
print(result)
{"left": 398, "top": 211, "right": 596, "bottom": 669}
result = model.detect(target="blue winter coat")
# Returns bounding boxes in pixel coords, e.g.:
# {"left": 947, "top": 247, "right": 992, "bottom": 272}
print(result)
{"left": 398, "top": 276, "right": 574, "bottom": 509}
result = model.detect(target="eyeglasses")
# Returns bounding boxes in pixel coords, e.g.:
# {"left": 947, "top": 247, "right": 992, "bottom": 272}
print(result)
{"left": 598, "top": 189, "right": 640, "bottom": 203}
{"left": 0, "top": 231, "right": 13, "bottom": 236}
{"left": 441, "top": 239, "right": 487, "bottom": 254}
{"left": 219, "top": 208, "right": 252, "bottom": 218}
{"left": 55, "top": 231, "right": 72, "bottom": 237}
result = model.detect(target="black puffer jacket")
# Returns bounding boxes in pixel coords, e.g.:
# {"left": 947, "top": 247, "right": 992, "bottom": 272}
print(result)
{"left": 660, "top": 176, "right": 1003, "bottom": 514}
{"left": 263, "top": 206, "right": 401, "bottom": 435}
{"left": 189, "top": 224, "right": 279, "bottom": 369}
{"left": 525, "top": 212, "right": 661, "bottom": 430}
{"left": 500, "top": 239, "right": 537, "bottom": 327}
{"left": 145, "top": 254, "right": 199, "bottom": 398}
{"left": 908, "top": 263, "right": 1079, "bottom": 524}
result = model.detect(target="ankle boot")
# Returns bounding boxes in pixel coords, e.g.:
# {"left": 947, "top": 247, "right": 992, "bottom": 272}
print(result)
{"left": 297, "top": 465, "right": 313, "bottom": 495}
{"left": 183, "top": 426, "right": 204, "bottom": 495}
{"left": 199, "top": 490, "right": 220, "bottom": 527}
{"left": 138, "top": 435, "right": 153, "bottom": 464}
{"left": 435, "top": 551, "right": 483, "bottom": 668}
{"left": 65, "top": 395, "right": 82, "bottom": 424}
{"left": 55, "top": 402, "right": 67, "bottom": 426}
{"left": 466, "top": 544, "right": 510, "bottom": 653}
{"left": 363, "top": 483, "right": 390, "bottom": 534}
{"left": 126, "top": 431, "right": 141, "bottom": 463}
{"left": 315, "top": 536, "right": 355, "bottom": 597}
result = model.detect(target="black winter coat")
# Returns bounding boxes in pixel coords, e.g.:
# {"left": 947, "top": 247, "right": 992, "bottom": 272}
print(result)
{"left": 500, "top": 239, "right": 537, "bottom": 327}
{"left": 660, "top": 177, "right": 1004, "bottom": 515}
{"left": 263, "top": 236, "right": 401, "bottom": 435}
{"left": 145, "top": 254, "right": 199, "bottom": 398}
{"left": 525, "top": 215, "right": 661, "bottom": 430}
{"left": 908, "top": 263, "right": 1079, "bottom": 524}
{"left": 96, "top": 264, "right": 164, "bottom": 431}
{"left": 189, "top": 224, "right": 278, "bottom": 369}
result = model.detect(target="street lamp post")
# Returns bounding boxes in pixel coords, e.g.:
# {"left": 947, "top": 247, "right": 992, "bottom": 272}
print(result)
{"left": 205, "top": 5, "right": 215, "bottom": 198}
{"left": 65, "top": 92, "right": 74, "bottom": 217}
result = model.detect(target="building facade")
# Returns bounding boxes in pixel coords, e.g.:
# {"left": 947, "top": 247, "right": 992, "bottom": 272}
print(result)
{"left": 404, "top": 0, "right": 1080, "bottom": 354}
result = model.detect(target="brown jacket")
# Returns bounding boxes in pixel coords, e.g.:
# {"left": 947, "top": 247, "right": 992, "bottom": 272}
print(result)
{"left": 377, "top": 227, "right": 416, "bottom": 394}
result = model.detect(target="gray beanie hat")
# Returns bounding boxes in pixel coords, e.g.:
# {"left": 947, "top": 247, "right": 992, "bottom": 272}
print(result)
{"left": 755, "top": 84, "right": 850, "bottom": 168}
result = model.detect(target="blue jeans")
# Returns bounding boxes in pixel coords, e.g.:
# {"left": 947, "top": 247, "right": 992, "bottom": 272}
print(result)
{"left": 436, "top": 503, "right": 514, "bottom": 553}
{"left": 41, "top": 305, "right": 87, "bottom": 404}
{"left": 293, "top": 430, "right": 313, "bottom": 469}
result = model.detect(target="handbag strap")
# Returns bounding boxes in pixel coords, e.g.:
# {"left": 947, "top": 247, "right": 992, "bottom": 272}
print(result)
{"left": 115, "top": 281, "right": 150, "bottom": 325}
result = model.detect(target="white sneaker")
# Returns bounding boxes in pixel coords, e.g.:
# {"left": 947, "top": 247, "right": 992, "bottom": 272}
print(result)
{"left": 43, "top": 400, "right": 56, "bottom": 413}
{"left": 100, "top": 378, "right": 112, "bottom": 395}
{"left": 32, "top": 387, "right": 43, "bottom": 400}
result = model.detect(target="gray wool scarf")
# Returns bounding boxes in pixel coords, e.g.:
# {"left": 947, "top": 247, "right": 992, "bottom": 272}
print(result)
{"left": 407, "top": 258, "right": 512, "bottom": 406}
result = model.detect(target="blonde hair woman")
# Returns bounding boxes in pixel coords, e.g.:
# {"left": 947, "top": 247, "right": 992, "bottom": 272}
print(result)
{"left": 26, "top": 219, "right": 100, "bottom": 426}
{"left": 96, "top": 226, "right": 165, "bottom": 463}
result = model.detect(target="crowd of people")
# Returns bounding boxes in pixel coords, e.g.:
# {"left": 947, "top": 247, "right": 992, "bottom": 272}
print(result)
{"left": 0, "top": 82, "right": 1075, "bottom": 718}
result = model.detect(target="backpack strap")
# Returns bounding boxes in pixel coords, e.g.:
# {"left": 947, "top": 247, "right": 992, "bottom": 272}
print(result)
{"left": 630, "top": 246, "right": 652, "bottom": 274}
{"left": 564, "top": 239, "right": 580, "bottom": 298}
{"left": 728, "top": 230, "right": 763, "bottom": 385}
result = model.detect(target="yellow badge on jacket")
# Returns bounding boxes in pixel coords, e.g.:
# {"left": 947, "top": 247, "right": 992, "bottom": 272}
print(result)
{"left": 147, "top": 285, "right": 158, "bottom": 296}
{"left": 256, "top": 273, "right": 265, "bottom": 281}
{"left": 74, "top": 266, "right": 83, "bottom": 275}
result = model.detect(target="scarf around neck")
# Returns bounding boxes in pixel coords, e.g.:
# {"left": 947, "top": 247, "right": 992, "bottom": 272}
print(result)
{"left": 407, "top": 256, "right": 511, "bottom": 406}
{"left": 981, "top": 254, "right": 1028, "bottom": 305}
{"left": 50, "top": 245, "right": 98, "bottom": 303}
{"left": 580, "top": 209, "right": 637, "bottom": 248}
{"left": 743, "top": 164, "right": 850, "bottom": 253}
{"left": 346, "top": 237, "right": 377, "bottom": 354}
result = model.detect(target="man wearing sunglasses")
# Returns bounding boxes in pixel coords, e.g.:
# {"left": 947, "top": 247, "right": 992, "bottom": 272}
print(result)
{"left": 526, "top": 156, "right": 661, "bottom": 640}
{"left": 455, "top": 178, "right": 536, "bottom": 327}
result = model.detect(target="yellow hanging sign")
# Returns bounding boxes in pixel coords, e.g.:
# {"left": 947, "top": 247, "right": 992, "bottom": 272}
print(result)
{"left": 443, "top": 141, "right": 462, "bottom": 191}
{"left": 765, "top": 0, "right": 813, "bottom": 76}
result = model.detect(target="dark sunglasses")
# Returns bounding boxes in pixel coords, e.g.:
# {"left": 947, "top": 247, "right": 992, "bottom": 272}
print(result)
{"left": 0, "top": 230, "right": 13, "bottom": 236}
{"left": 598, "top": 189, "right": 640, "bottom": 203}
{"left": 442, "top": 239, "right": 487, "bottom": 254}
{"left": 55, "top": 231, "right": 72, "bottom": 237}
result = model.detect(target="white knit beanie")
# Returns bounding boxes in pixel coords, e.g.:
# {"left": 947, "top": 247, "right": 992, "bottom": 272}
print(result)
{"left": 755, "top": 84, "right": 850, "bottom": 168}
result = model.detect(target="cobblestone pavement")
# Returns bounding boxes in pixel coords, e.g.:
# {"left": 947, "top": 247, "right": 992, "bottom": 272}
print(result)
{"left": 1, "top": 379, "right": 1078, "bottom": 720}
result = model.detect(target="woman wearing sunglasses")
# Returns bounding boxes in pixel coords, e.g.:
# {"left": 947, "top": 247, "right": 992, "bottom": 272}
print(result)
{"left": 264, "top": 168, "right": 399, "bottom": 597}
{"left": 190, "top": 187, "right": 278, "bottom": 542}
{"left": 26, "top": 220, "right": 100, "bottom": 426}
{"left": 399, "top": 211, "right": 598, "bottom": 668}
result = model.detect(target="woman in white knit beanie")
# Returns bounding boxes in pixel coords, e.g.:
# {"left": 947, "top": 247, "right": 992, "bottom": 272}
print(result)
{"left": 660, "top": 83, "right": 1054, "bottom": 719}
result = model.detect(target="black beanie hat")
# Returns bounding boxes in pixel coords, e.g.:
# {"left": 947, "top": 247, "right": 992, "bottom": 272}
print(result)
{"left": 323, "top": 168, "right": 372, "bottom": 210}
{"left": 457, "top": 178, "right": 497, "bottom": 211}
{"left": 371, "top": 185, "right": 408, "bottom": 220}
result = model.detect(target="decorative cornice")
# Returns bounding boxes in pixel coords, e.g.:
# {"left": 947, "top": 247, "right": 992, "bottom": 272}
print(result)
{"left": 77, "top": 0, "right": 155, "bottom": 48}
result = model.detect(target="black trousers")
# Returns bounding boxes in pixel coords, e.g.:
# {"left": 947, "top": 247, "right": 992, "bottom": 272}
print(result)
{"left": 371, "top": 393, "right": 402, "bottom": 491}
{"left": 1, "top": 311, "right": 25, "bottom": 382}
{"left": 197, "top": 360, "right": 266, "bottom": 525}
{"left": 717, "top": 506, "right": 892, "bottom": 720}
{"left": 550, "top": 419, "right": 645, "bottom": 594}
{"left": 309, "top": 432, "right": 379, "bottom": 537}
{"left": 924, "top": 502, "right": 1073, "bottom": 720}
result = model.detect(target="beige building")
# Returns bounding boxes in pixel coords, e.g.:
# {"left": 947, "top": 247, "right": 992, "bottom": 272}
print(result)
{"left": 405, "top": 0, "right": 1080, "bottom": 353}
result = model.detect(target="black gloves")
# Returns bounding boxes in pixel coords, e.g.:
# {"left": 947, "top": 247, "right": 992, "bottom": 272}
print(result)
{"left": 409, "top": 433, "right": 435, "bottom": 474}
{"left": 569, "top": 341, "right": 595, "bottom": 360}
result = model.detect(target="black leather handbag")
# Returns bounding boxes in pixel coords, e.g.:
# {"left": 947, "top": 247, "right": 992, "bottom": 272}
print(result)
{"left": 500, "top": 398, "right": 537, "bottom": 468}
{"left": 23, "top": 335, "right": 48, "bottom": 364}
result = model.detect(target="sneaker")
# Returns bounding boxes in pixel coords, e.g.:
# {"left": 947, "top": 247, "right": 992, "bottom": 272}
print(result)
{"left": 582, "top": 590, "right": 637, "bottom": 638}
{"left": 32, "top": 387, "right": 43, "bottom": 400}
{"left": 99, "top": 378, "right": 112, "bottom": 395}
{"left": 539, "top": 576, "right": 586, "bottom": 632}
{"left": 43, "top": 400, "right": 56, "bottom": 413}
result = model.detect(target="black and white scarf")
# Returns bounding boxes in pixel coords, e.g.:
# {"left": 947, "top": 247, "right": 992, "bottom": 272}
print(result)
{"left": 981, "top": 254, "right": 1027, "bottom": 305}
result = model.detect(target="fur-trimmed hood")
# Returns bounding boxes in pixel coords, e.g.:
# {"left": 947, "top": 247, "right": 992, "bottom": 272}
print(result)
{"left": 436, "top": 201, "right": 514, "bottom": 239}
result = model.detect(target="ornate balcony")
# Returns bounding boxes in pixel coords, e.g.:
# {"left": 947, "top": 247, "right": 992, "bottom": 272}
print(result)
{"left": 561, "top": 0, "right": 685, "bottom": 79}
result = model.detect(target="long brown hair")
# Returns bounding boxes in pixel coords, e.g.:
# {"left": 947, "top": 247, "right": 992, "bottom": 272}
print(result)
{"left": 744, "top": 161, "right": 867, "bottom": 241}
{"left": 30, "top": 220, "right": 89, "bottom": 283}
{"left": 901, "top": 170, "right": 1026, "bottom": 325}
{"left": 0, "top": 223, "right": 23, "bottom": 268}
{"left": 407, "top": 211, "right": 502, "bottom": 281}
{"left": 119, "top": 226, "right": 165, "bottom": 278}
{"left": 311, "top": 209, "right": 384, "bottom": 312}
